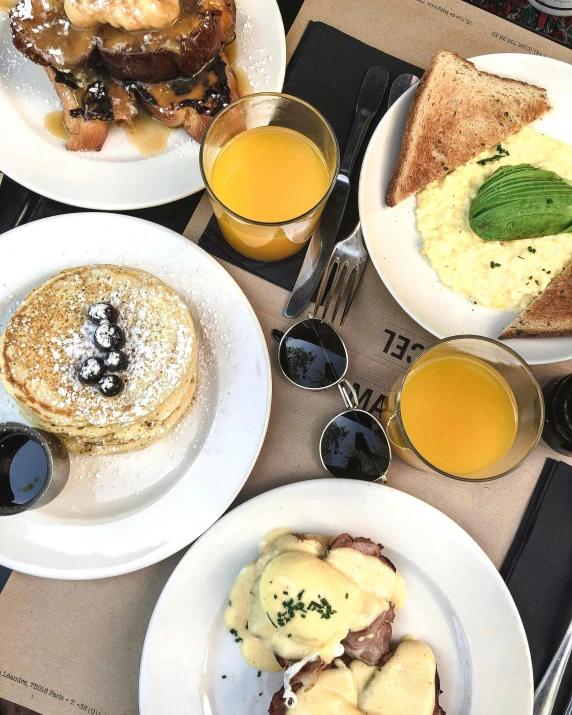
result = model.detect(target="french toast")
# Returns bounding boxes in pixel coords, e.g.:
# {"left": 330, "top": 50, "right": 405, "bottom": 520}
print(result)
{"left": 0, "top": 265, "right": 198, "bottom": 455}
{"left": 45, "top": 68, "right": 111, "bottom": 151}
{"left": 9, "top": 0, "right": 238, "bottom": 151}
{"left": 134, "top": 52, "right": 239, "bottom": 142}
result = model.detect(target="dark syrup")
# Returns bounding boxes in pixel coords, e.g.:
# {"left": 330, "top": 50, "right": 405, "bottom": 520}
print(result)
{"left": 0, "top": 435, "right": 48, "bottom": 506}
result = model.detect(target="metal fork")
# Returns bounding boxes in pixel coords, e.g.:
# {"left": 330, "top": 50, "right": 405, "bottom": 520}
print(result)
{"left": 312, "top": 222, "right": 368, "bottom": 325}
{"left": 534, "top": 615, "right": 572, "bottom": 715}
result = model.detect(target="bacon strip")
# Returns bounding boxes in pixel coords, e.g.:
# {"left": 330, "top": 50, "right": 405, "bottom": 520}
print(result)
{"left": 342, "top": 605, "right": 395, "bottom": 666}
{"left": 326, "top": 533, "right": 397, "bottom": 572}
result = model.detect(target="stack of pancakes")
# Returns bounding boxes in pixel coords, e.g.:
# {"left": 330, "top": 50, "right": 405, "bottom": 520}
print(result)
{"left": 0, "top": 265, "right": 197, "bottom": 455}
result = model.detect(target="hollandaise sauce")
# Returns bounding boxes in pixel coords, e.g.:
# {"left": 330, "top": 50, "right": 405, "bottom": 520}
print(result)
{"left": 224, "top": 529, "right": 406, "bottom": 673}
{"left": 225, "top": 561, "right": 282, "bottom": 673}
{"left": 288, "top": 642, "right": 438, "bottom": 715}
{"left": 400, "top": 353, "right": 518, "bottom": 476}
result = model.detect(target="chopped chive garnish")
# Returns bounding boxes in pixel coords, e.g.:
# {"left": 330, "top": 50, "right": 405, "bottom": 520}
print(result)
{"left": 273, "top": 592, "right": 337, "bottom": 627}
{"left": 477, "top": 145, "right": 509, "bottom": 165}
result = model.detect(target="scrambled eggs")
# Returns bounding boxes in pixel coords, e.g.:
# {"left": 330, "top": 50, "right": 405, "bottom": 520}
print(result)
{"left": 416, "top": 127, "right": 572, "bottom": 311}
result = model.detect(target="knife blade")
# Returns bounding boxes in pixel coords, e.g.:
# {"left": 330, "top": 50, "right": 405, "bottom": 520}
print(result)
{"left": 285, "top": 66, "right": 389, "bottom": 319}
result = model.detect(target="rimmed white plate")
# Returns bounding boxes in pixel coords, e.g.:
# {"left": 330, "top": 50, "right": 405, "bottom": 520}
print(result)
{"left": 359, "top": 54, "right": 572, "bottom": 366}
{"left": 139, "top": 479, "right": 533, "bottom": 715}
{"left": 0, "top": 213, "right": 271, "bottom": 579}
{"left": 0, "top": 0, "right": 286, "bottom": 210}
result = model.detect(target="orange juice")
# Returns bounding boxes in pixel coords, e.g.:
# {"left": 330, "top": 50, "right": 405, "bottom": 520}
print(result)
{"left": 210, "top": 126, "right": 330, "bottom": 223}
{"left": 400, "top": 354, "right": 518, "bottom": 476}
{"left": 208, "top": 126, "right": 331, "bottom": 261}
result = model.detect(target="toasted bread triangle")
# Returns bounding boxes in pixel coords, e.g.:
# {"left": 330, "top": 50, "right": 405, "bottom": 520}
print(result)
{"left": 386, "top": 51, "right": 551, "bottom": 207}
{"left": 500, "top": 263, "right": 572, "bottom": 339}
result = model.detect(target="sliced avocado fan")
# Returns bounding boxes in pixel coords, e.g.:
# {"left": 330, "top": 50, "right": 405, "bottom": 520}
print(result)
{"left": 469, "top": 164, "right": 572, "bottom": 241}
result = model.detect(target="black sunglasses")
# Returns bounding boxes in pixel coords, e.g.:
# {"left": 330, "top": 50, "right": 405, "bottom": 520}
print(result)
{"left": 273, "top": 318, "right": 391, "bottom": 483}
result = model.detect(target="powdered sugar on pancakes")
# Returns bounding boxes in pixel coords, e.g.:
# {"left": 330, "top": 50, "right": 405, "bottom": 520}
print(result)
{"left": 1, "top": 265, "right": 196, "bottom": 429}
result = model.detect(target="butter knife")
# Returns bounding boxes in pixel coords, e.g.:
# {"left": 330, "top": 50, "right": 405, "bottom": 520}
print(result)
{"left": 387, "top": 73, "right": 419, "bottom": 109}
{"left": 285, "top": 66, "right": 389, "bottom": 318}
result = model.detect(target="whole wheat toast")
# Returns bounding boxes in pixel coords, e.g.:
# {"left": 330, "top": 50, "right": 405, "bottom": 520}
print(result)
{"left": 386, "top": 51, "right": 551, "bottom": 207}
{"left": 500, "top": 263, "right": 572, "bottom": 339}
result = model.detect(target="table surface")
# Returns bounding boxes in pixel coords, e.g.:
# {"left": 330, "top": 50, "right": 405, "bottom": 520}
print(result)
{"left": 0, "top": 0, "right": 569, "bottom": 713}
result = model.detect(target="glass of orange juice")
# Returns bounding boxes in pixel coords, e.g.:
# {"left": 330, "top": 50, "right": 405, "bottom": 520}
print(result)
{"left": 380, "top": 336, "right": 544, "bottom": 481}
{"left": 200, "top": 93, "right": 339, "bottom": 262}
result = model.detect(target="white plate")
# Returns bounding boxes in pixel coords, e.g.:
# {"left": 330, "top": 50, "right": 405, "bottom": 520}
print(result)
{"left": 359, "top": 54, "right": 572, "bottom": 366}
{"left": 139, "top": 479, "right": 533, "bottom": 715}
{"left": 0, "top": 0, "right": 286, "bottom": 210}
{"left": 0, "top": 213, "right": 271, "bottom": 579}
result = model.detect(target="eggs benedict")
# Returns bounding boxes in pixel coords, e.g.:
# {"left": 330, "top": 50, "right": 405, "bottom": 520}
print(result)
{"left": 224, "top": 528, "right": 406, "bottom": 673}
{"left": 268, "top": 641, "right": 446, "bottom": 715}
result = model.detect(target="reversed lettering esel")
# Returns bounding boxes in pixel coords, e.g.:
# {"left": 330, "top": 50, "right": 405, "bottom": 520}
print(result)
{"left": 383, "top": 329, "right": 426, "bottom": 363}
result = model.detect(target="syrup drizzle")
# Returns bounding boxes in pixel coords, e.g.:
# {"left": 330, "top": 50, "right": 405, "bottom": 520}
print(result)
{"left": 44, "top": 110, "right": 69, "bottom": 140}
{"left": 122, "top": 111, "right": 173, "bottom": 156}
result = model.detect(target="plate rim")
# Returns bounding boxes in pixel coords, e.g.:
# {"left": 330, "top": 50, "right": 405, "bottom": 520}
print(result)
{"left": 138, "top": 477, "right": 534, "bottom": 714}
{"left": 0, "top": 0, "right": 287, "bottom": 210}
{"left": 358, "top": 52, "right": 572, "bottom": 366}
{"left": 0, "top": 212, "right": 273, "bottom": 579}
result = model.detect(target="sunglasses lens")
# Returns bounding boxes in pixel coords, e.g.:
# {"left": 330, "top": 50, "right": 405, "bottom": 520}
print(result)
{"left": 279, "top": 319, "right": 347, "bottom": 389}
{"left": 320, "top": 410, "right": 391, "bottom": 481}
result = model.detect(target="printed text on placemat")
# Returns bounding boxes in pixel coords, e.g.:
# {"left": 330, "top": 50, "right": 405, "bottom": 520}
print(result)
{"left": 352, "top": 325, "right": 430, "bottom": 417}
{"left": 1, "top": 669, "right": 108, "bottom": 715}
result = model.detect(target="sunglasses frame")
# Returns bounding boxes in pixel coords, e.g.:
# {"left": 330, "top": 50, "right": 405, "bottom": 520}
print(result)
{"left": 277, "top": 318, "right": 349, "bottom": 391}
{"left": 275, "top": 319, "right": 391, "bottom": 482}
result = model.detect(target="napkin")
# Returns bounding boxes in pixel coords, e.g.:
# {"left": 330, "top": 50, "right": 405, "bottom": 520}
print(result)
{"left": 0, "top": 565, "right": 10, "bottom": 594}
{"left": 501, "top": 458, "right": 572, "bottom": 714}
{"left": 198, "top": 21, "right": 423, "bottom": 292}
{"left": 0, "top": 174, "right": 205, "bottom": 237}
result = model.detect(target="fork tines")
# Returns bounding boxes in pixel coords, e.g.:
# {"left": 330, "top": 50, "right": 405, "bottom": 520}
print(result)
{"left": 314, "top": 259, "right": 360, "bottom": 326}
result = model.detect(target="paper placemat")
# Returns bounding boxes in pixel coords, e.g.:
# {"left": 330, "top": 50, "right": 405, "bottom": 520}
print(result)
{"left": 0, "top": 1, "right": 571, "bottom": 714}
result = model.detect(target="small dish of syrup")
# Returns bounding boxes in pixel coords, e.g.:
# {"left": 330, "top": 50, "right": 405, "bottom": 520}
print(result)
{"left": 0, "top": 423, "right": 69, "bottom": 516}
{"left": 0, "top": 433, "right": 48, "bottom": 506}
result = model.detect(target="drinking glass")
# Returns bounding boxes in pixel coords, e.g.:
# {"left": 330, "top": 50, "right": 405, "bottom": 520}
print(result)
{"left": 380, "top": 336, "right": 544, "bottom": 481}
{"left": 200, "top": 93, "right": 339, "bottom": 262}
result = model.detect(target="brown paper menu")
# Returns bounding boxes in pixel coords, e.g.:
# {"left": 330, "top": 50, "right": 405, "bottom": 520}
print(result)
{"left": 0, "top": 1, "right": 571, "bottom": 714}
